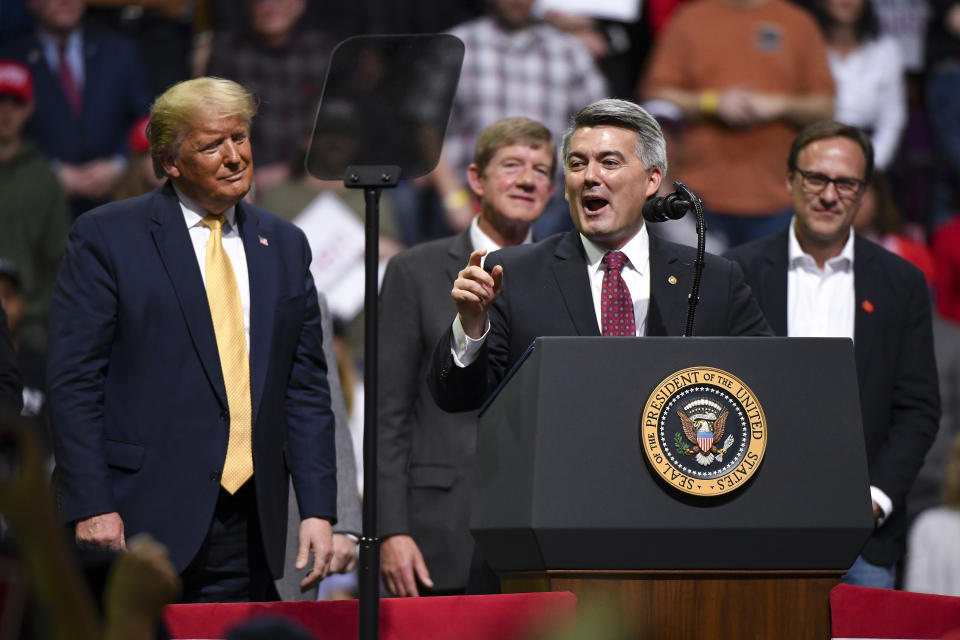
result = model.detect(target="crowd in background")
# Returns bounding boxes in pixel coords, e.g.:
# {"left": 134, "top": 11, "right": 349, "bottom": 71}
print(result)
{"left": 0, "top": 0, "right": 960, "bottom": 629}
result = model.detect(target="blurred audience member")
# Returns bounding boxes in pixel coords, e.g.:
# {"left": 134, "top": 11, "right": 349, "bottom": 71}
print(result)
{"left": 114, "top": 115, "right": 165, "bottom": 201}
{"left": 812, "top": 0, "right": 906, "bottom": 171}
{"left": 854, "top": 174, "right": 934, "bottom": 284}
{"left": 933, "top": 214, "right": 960, "bottom": 324}
{"left": 0, "top": 306, "right": 19, "bottom": 420}
{"left": 642, "top": 0, "right": 835, "bottom": 247}
{"left": 0, "top": 0, "right": 152, "bottom": 218}
{"left": 536, "top": 3, "right": 645, "bottom": 99}
{"left": 0, "top": 260, "right": 51, "bottom": 457}
{"left": 207, "top": 0, "right": 335, "bottom": 194}
{"left": 926, "top": 0, "right": 960, "bottom": 226}
{"left": 84, "top": 0, "right": 191, "bottom": 97}
{"left": 909, "top": 315, "right": 960, "bottom": 519}
{"left": 0, "top": 59, "right": 70, "bottom": 352}
{"left": 0, "top": 418, "right": 100, "bottom": 640}
{"left": 425, "top": 0, "right": 606, "bottom": 241}
{"left": 905, "top": 431, "right": 960, "bottom": 596}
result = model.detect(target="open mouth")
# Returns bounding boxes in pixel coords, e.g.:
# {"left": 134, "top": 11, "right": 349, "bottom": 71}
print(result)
{"left": 583, "top": 195, "right": 609, "bottom": 213}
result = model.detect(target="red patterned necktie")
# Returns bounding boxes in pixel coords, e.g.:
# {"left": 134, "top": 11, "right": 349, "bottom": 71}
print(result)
{"left": 601, "top": 251, "right": 636, "bottom": 336}
{"left": 58, "top": 40, "right": 83, "bottom": 116}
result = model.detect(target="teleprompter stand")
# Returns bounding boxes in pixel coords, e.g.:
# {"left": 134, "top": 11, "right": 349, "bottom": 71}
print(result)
{"left": 307, "top": 35, "right": 463, "bottom": 640}
{"left": 473, "top": 336, "right": 874, "bottom": 639}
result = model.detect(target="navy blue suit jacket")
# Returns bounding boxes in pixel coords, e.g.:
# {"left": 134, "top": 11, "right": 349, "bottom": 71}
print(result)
{"left": 48, "top": 183, "right": 337, "bottom": 576}
{"left": 429, "top": 230, "right": 773, "bottom": 413}
{"left": 726, "top": 229, "right": 940, "bottom": 566}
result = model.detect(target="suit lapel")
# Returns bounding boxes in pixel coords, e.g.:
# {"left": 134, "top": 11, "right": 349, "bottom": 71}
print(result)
{"left": 648, "top": 235, "right": 688, "bottom": 335}
{"left": 758, "top": 230, "right": 790, "bottom": 337}
{"left": 238, "top": 203, "right": 276, "bottom": 424}
{"left": 149, "top": 184, "right": 227, "bottom": 407}
{"left": 445, "top": 229, "right": 473, "bottom": 284}
{"left": 551, "top": 231, "right": 600, "bottom": 336}
{"left": 80, "top": 34, "right": 101, "bottom": 124}
{"left": 853, "top": 235, "right": 879, "bottom": 377}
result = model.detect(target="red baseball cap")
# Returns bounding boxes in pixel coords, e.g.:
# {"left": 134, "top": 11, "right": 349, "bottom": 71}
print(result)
{"left": 0, "top": 60, "right": 32, "bottom": 102}
{"left": 128, "top": 114, "right": 150, "bottom": 154}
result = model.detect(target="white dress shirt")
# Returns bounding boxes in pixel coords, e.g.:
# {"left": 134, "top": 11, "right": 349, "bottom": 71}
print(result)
{"left": 786, "top": 218, "right": 892, "bottom": 522}
{"left": 453, "top": 226, "right": 651, "bottom": 366}
{"left": 175, "top": 186, "right": 251, "bottom": 352}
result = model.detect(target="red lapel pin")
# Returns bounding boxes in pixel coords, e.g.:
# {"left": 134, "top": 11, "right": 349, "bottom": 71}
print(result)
{"left": 861, "top": 300, "right": 874, "bottom": 313}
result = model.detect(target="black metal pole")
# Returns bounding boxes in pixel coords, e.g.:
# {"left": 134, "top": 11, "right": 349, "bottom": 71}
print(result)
{"left": 676, "top": 181, "right": 706, "bottom": 337}
{"left": 358, "top": 185, "right": 381, "bottom": 640}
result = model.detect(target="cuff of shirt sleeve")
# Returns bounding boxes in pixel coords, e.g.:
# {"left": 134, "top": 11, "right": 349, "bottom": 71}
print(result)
{"left": 451, "top": 314, "right": 490, "bottom": 367}
{"left": 870, "top": 485, "right": 893, "bottom": 527}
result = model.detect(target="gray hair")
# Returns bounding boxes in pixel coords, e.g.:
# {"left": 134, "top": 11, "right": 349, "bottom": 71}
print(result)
{"left": 561, "top": 99, "right": 667, "bottom": 175}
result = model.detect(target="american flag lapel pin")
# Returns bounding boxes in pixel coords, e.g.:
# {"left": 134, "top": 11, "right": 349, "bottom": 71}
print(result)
{"left": 259, "top": 235, "right": 269, "bottom": 247}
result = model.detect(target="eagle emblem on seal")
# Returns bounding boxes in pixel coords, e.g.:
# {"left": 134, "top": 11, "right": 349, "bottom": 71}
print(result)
{"left": 677, "top": 403, "right": 735, "bottom": 467}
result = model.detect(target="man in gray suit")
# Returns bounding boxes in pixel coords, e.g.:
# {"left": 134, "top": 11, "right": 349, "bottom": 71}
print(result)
{"left": 378, "top": 117, "right": 556, "bottom": 596}
{"left": 277, "top": 293, "right": 361, "bottom": 599}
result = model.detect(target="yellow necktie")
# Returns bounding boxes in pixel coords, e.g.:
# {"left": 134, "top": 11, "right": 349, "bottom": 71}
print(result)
{"left": 202, "top": 214, "right": 253, "bottom": 493}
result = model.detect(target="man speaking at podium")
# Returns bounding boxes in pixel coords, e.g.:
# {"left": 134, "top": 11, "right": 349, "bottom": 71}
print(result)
{"left": 429, "top": 99, "right": 773, "bottom": 413}
{"left": 726, "top": 122, "right": 939, "bottom": 588}
{"left": 48, "top": 77, "right": 337, "bottom": 602}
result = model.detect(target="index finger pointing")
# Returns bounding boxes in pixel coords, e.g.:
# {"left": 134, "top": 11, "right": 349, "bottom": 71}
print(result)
{"left": 467, "top": 248, "right": 487, "bottom": 268}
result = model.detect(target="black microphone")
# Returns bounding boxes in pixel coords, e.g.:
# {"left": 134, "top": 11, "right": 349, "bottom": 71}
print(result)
{"left": 642, "top": 191, "right": 692, "bottom": 222}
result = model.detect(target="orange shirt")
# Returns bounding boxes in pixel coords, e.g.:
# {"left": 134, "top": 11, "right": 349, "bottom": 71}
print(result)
{"left": 643, "top": 0, "right": 835, "bottom": 215}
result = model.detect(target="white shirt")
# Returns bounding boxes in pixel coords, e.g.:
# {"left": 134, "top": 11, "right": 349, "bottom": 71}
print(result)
{"left": 453, "top": 226, "right": 651, "bottom": 366}
{"left": 786, "top": 217, "right": 892, "bottom": 521}
{"left": 787, "top": 218, "right": 855, "bottom": 340}
{"left": 175, "top": 186, "right": 251, "bottom": 352}
{"left": 828, "top": 36, "right": 906, "bottom": 171}
{"left": 581, "top": 225, "right": 650, "bottom": 337}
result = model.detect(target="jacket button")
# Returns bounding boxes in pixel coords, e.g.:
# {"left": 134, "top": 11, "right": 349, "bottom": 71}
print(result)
{"left": 210, "top": 471, "right": 221, "bottom": 482}
{"left": 220, "top": 410, "right": 228, "bottom": 421}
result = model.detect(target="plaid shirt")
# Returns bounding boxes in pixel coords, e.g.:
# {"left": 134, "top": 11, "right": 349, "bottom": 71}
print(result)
{"left": 208, "top": 30, "right": 334, "bottom": 167}
{"left": 445, "top": 17, "right": 608, "bottom": 178}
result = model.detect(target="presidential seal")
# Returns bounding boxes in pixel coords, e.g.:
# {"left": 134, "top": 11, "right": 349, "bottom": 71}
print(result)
{"left": 640, "top": 367, "right": 767, "bottom": 497}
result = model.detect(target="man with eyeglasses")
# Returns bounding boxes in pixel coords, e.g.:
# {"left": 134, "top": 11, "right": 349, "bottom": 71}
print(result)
{"left": 726, "top": 121, "right": 940, "bottom": 589}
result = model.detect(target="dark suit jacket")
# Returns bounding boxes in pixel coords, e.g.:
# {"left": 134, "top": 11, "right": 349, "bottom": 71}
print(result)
{"left": 430, "top": 229, "right": 773, "bottom": 413}
{"left": 377, "top": 229, "right": 479, "bottom": 591}
{"left": 1, "top": 28, "right": 152, "bottom": 213}
{"left": 726, "top": 229, "right": 940, "bottom": 566}
{"left": 0, "top": 306, "right": 22, "bottom": 418}
{"left": 48, "top": 183, "right": 337, "bottom": 577}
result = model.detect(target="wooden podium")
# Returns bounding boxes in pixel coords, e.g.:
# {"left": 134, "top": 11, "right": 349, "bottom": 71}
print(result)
{"left": 473, "top": 337, "right": 873, "bottom": 639}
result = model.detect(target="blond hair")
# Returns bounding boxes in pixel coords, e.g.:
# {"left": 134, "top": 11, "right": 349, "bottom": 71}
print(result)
{"left": 148, "top": 77, "right": 257, "bottom": 178}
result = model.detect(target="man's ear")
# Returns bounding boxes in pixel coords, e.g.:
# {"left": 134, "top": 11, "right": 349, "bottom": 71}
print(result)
{"left": 160, "top": 155, "right": 180, "bottom": 179}
{"left": 465, "top": 163, "right": 484, "bottom": 200}
{"left": 645, "top": 166, "right": 663, "bottom": 199}
{"left": 785, "top": 174, "right": 794, "bottom": 196}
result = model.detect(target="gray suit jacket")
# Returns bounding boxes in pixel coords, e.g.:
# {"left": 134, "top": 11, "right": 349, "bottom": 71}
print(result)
{"left": 276, "top": 292, "right": 361, "bottom": 600}
{"left": 377, "top": 229, "right": 481, "bottom": 592}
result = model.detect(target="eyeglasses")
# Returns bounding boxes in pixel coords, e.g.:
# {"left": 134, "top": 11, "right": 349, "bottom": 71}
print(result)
{"left": 794, "top": 168, "right": 865, "bottom": 199}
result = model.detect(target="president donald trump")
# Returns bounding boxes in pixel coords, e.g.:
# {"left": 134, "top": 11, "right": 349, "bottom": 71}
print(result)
{"left": 48, "top": 77, "right": 336, "bottom": 602}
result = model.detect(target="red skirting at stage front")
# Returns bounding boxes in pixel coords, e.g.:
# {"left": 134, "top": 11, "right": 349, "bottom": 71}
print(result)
{"left": 163, "top": 591, "right": 577, "bottom": 640}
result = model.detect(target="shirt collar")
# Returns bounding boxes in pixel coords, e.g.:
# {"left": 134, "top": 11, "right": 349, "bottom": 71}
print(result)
{"left": 788, "top": 216, "right": 854, "bottom": 271}
{"left": 581, "top": 224, "right": 650, "bottom": 274}
{"left": 174, "top": 185, "right": 237, "bottom": 231}
{"left": 469, "top": 215, "right": 533, "bottom": 253}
